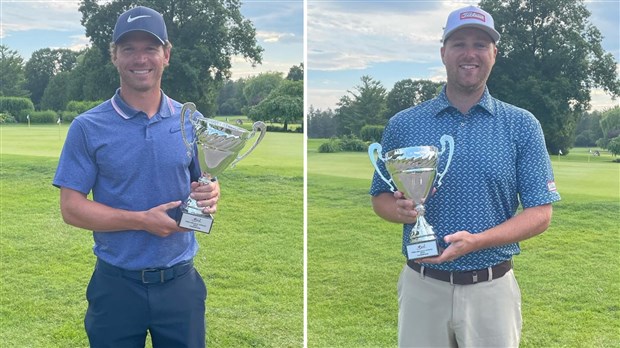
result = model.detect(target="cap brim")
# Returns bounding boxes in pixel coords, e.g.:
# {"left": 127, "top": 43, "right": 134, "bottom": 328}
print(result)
{"left": 115, "top": 29, "right": 166, "bottom": 45}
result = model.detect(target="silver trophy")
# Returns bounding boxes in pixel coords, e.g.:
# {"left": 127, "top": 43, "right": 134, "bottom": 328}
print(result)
{"left": 178, "top": 102, "right": 266, "bottom": 233}
{"left": 368, "top": 135, "right": 454, "bottom": 260}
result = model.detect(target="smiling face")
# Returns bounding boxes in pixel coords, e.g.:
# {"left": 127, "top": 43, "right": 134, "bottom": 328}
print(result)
{"left": 441, "top": 27, "right": 497, "bottom": 97}
{"left": 112, "top": 31, "right": 171, "bottom": 96}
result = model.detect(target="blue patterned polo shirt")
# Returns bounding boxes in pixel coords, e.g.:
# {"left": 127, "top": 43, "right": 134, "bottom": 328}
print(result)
{"left": 370, "top": 86, "right": 561, "bottom": 271}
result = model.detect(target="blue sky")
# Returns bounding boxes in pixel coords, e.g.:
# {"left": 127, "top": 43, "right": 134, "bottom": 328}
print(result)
{"left": 0, "top": 0, "right": 303, "bottom": 79}
{"left": 307, "top": 0, "right": 620, "bottom": 112}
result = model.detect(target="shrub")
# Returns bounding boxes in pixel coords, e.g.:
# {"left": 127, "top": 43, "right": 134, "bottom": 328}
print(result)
{"left": 360, "top": 125, "right": 385, "bottom": 142}
{"left": 66, "top": 100, "right": 104, "bottom": 114}
{"left": 29, "top": 110, "right": 58, "bottom": 124}
{"left": 338, "top": 134, "right": 367, "bottom": 152}
{"left": 60, "top": 111, "right": 79, "bottom": 123}
{"left": 0, "top": 97, "right": 34, "bottom": 122}
{"left": 318, "top": 139, "right": 340, "bottom": 153}
{"left": 0, "top": 113, "right": 17, "bottom": 123}
{"left": 317, "top": 135, "right": 367, "bottom": 153}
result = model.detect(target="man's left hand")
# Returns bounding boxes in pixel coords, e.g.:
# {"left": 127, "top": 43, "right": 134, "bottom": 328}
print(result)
{"left": 190, "top": 180, "right": 220, "bottom": 215}
{"left": 415, "top": 231, "right": 479, "bottom": 264}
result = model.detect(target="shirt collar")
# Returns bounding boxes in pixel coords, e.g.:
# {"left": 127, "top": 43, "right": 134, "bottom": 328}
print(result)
{"left": 110, "top": 88, "right": 175, "bottom": 120}
{"left": 432, "top": 85, "right": 496, "bottom": 117}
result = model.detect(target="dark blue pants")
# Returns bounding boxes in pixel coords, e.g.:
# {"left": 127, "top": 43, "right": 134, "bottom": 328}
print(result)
{"left": 84, "top": 260, "right": 207, "bottom": 348}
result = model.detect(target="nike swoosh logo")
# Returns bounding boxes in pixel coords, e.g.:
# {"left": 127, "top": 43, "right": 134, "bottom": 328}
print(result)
{"left": 127, "top": 15, "right": 151, "bottom": 23}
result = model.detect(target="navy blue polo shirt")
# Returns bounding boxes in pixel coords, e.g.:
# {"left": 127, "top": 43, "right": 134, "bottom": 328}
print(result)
{"left": 54, "top": 89, "right": 202, "bottom": 270}
{"left": 370, "top": 86, "right": 561, "bottom": 271}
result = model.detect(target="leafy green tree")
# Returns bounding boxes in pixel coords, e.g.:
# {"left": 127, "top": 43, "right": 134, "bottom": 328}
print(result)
{"left": 286, "top": 63, "right": 304, "bottom": 81}
{"left": 0, "top": 45, "right": 29, "bottom": 97}
{"left": 386, "top": 79, "right": 443, "bottom": 117}
{"left": 24, "top": 48, "right": 78, "bottom": 107}
{"left": 574, "top": 110, "right": 605, "bottom": 147}
{"left": 335, "top": 75, "right": 387, "bottom": 136}
{"left": 599, "top": 106, "right": 620, "bottom": 142}
{"left": 41, "top": 72, "right": 78, "bottom": 111}
{"left": 243, "top": 72, "right": 283, "bottom": 107}
{"left": 607, "top": 136, "right": 620, "bottom": 157}
{"left": 307, "top": 106, "right": 337, "bottom": 138}
{"left": 480, "top": 0, "right": 619, "bottom": 154}
{"left": 217, "top": 78, "right": 247, "bottom": 115}
{"left": 79, "top": 0, "right": 263, "bottom": 115}
{"left": 247, "top": 79, "right": 302, "bottom": 130}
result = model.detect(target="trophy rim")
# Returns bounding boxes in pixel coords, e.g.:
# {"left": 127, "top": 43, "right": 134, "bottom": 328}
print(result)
{"left": 385, "top": 146, "right": 438, "bottom": 158}
{"left": 202, "top": 118, "right": 249, "bottom": 134}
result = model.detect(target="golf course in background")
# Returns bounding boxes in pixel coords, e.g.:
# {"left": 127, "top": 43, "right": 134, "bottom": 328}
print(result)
{"left": 307, "top": 139, "right": 619, "bottom": 347}
{"left": 1, "top": 124, "right": 618, "bottom": 347}
{"left": 0, "top": 124, "right": 303, "bottom": 347}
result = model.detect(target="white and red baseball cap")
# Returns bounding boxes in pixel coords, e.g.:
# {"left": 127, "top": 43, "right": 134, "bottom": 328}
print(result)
{"left": 113, "top": 6, "right": 168, "bottom": 45}
{"left": 442, "top": 5, "right": 500, "bottom": 43}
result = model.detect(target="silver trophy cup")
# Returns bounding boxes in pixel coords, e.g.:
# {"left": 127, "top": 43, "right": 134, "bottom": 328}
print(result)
{"left": 178, "top": 102, "right": 266, "bottom": 233}
{"left": 368, "top": 135, "right": 454, "bottom": 260}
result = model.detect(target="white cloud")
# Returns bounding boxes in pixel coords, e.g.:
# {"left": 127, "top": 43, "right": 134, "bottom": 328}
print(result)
{"left": 307, "top": 2, "right": 470, "bottom": 72}
{"left": 0, "top": 2, "right": 82, "bottom": 38}
{"left": 257, "top": 31, "right": 299, "bottom": 44}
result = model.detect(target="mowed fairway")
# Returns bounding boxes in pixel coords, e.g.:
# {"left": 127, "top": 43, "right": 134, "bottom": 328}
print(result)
{"left": 0, "top": 124, "right": 303, "bottom": 347}
{"left": 307, "top": 140, "right": 619, "bottom": 347}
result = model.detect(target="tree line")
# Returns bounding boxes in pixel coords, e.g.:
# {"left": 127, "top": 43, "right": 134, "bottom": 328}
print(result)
{"left": 309, "top": 0, "right": 619, "bottom": 155}
{"left": 0, "top": 0, "right": 302, "bottom": 131}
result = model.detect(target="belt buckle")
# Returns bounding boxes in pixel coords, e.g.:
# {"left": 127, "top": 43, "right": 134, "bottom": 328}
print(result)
{"left": 141, "top": 269, "right": 164, "bottom": 284}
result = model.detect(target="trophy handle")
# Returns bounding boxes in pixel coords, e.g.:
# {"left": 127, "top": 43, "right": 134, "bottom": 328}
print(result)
{"left": 436, "top": 134, "right": 454, "bottom": 188}
{"left": 368, "top": 143, "right": 396, "bottom": 192}
{"left": 231, "top": 121, "right": 267, "bottom": 167}
{"left": 180, "top": 102, "right": 197, "bottom": 158}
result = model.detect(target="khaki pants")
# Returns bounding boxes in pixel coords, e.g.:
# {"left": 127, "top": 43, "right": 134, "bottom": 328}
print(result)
{"left": 397, "top": 264, "right": 522, "bottom": 348}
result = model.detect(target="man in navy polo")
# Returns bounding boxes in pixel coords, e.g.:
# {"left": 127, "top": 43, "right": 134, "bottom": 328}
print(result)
{"left": 54, "top": 6, "right": 218, "bottom": 347}
{"left": 370, "top": 5, "right": 560, "bottom": 347}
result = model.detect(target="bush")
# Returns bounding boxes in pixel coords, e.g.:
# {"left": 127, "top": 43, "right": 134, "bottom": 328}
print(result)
{"left": 338, "top": 134, "right": 367, "bottom": 152}
{"left": 0, "top": 113, "right": 17, "bottom": 123}
{"left": 360, "top": 125, "right": 385, "bottom": 142}
{"left": 29, "top": 110, "right": 58, "bottom": 124}
{"left": 0, "top": 97, "right": 34, "bottom": 122}
{"left": 318, "top": 139, "right": 340, "bottom": 153}
{"left": 318, "top": 135, "right": 368, "bottom": 153}
{"left": 66, "top": 100, "right": 104, "bottom": 114}
{"left": 60, "top": 111, "right": 79, "bottom": 123}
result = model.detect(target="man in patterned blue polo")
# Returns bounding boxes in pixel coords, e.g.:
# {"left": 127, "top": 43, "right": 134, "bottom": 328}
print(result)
{"left": 370, "top": 5, "right": 561, "bottom": 347}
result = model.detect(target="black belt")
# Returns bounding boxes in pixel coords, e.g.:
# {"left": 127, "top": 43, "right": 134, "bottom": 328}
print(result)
{"left": 96, "top": 259, "right": 194, "bottom": 284}
{"left": 407, "top": 259, "right": 513, "bottom": 285}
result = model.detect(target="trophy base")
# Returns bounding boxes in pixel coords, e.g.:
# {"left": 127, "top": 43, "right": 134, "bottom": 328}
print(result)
{"left": 176, "top": 210, "right": 213, "bottom": 234}
{"left": 406, "top": 236, "right": 440, "bottom": 260}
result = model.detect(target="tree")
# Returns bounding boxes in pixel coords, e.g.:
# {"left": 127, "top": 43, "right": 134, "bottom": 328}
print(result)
{"left": 79, "top": 0, "right": 263, "bottom": 115}
{"left": 0, "top": 45, "right": 29, "bottom": 97}
{"left": 335, "top": 75, "right": 387, "bottom": 136}
{"left": 24, "top": 48, "right": 79, "bottom": 107}
{"left": 386, "top": 79, "right": 443, "bottom": 117}
{"left": 574, "top": 110, "right": 604, "bottom": 147}
{"left": 308, "top": 106, "right": 337, "bottom": 138}
{"left": 243, "top": 72, "right": 284, "bottom": 107}
{"left": 480, "top": 0, "right": 619, "bottom": 154}
{"left": 599, "top": 106, "right": 620, "bottom": 147}
{"left": 247, "top": 79, "right": 302, "bottom": 131}
{"left": 607, "top": 136, "right": 620, "bottom": 157}
{"left": 286, "top": 63, "right": 304, "bottom": 81}
{"left": 217, "top": 79, "right": 247, "bottom": 115}
{"left": 40, "top": 72, "right": 72, "bottom": 111}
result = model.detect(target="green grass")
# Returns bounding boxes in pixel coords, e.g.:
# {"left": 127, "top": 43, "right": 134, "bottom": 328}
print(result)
{"left": 0, "top": 125, "right": 303, "bottom": 347}
{"left": 307, "top": 141, "right": 620, "bottom": 347}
